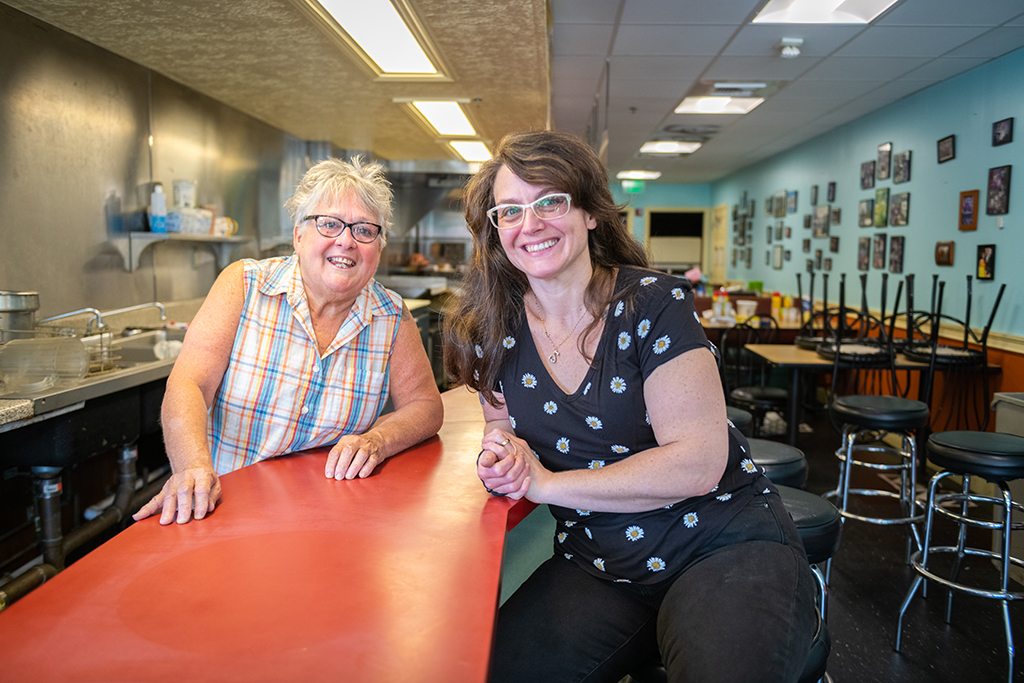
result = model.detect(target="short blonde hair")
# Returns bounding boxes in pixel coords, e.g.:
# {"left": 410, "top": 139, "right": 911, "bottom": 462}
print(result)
{"left": 284, "top": 156, "right": 393, "bottom": 246}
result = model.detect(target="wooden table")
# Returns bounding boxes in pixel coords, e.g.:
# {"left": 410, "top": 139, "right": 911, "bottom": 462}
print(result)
{"left": 745, "top": 344, "right": 931, "bottom": 446}
{"left": 0, "top": 387, "right": 530, "bottom": 683}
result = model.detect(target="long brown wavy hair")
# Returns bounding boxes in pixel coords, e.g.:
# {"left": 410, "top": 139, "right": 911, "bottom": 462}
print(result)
{"left": 443, "top": 130, "right": 648, "bottom": 407}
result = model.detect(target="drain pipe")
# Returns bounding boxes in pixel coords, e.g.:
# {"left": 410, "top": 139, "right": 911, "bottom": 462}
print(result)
{"left": 62, "top": 445, "right": 140, "bottom": 554}
{"left": 31, "top": 467, "right": 65, "bottom": 571}
{"left": 0, "top": 564, "right": 58, "bottom": 612}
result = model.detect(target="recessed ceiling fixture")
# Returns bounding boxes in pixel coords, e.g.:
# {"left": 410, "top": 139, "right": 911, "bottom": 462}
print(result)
{"left": 409, "top": 101, "right": 477, "bottom": 136}
{"left": 617, "top": 170, "right": 662, "bottom": 180}
{"left": 778, "top": 38, "right": 804, "bottom": 58}
{"left": 639, "top": 141, "right": 702, "bottom": 155}
{"left": 753, "top": 0, "right": 900, "bottom": 24}
{"left": 449, "top": 141, "right": 491, "bottom": 162}
{"left": 296, "top": 0, "right": 451, "bottom": 80}
{"left": 675, "top": 97, "right": 764, "bottom": 115}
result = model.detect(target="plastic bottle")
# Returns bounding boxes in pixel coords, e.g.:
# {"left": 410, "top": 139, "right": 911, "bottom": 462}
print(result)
{"left": 771, "top": 291, "right": 781, "bottom": 321}
{"left": 149, "top": 184, "right": 167, "bottom": 233}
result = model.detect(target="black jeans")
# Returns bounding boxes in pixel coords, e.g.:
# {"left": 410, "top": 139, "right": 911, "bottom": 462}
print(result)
{"left": 491, "top": 491, "right": 817, "bottom": 683}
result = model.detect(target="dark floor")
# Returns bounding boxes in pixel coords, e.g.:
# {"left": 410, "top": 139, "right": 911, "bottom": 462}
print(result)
{"left": 500, "top": 407, "right": 1024, "bottom": 682}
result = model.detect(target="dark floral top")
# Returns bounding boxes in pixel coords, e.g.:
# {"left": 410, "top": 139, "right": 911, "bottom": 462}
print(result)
{"left": 495, "top": 268, "right": 772, "bottom": 584}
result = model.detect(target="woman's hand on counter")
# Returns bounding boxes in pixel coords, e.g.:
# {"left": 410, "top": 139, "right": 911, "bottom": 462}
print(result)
{"left": 477, "top": 429, "right": 531, "bottom": 499}
{"left": 325, "top": 432, "right": 386, "bottom": 479}
{"left": 133, "top": 465, "right": 222, "bottom": 524}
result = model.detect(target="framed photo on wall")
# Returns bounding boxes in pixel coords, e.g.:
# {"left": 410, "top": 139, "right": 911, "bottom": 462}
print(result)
{"left": 857, "top": 237, "right": 871, "bottom": 271}
{"left": 774, "top": 190, "right": 788, "bottom": 218}
{"left": 812, "top": 205, "right": 831, "bottom": 238}
{"left": 889, "top": 236, "right": 904, "bottom": 274}
{"left": 802, "top": 238, "right": 811, "bottom": 253}
{"left": 938, "top": 135, "right": 955, "bottom": 163}
{"left": 959, "top": 190, "right": 979, "bottom": 231}
{"left": 785, "top": 226, "right": 792, "bottom": 239}
{"left": 935, "top": 241, "right": 954, "bottom": 266}
{"left": 824, "top": 257, "right": 832, "bottom": 271}
{"left": 830, "top": 207, "right": 841, "bottom": 225}
{"left": 993, "top": 118, "right": 1014, "bottom": 146}
{"left": 814, "top": 249, "right": 823, "bottom": 270}
{"left": 861, "top": 161, "right": 876, "bottom": 190}
{"left": 803, "top": 214, "right": 812, "bottom": 229}
{"left": 774, "top": 223, "right": 784, "bottom": 241}
{"left": 874, "top": 188, "right": 889, "bottom": 227}
{"left": 827, "top": 182, "right": 836, "bottom": 202}
{"left": 772, "top": 245, "right": 784, "bottom": 270}
{"left": 810, "top": 185, "right": 819, "bottom": 206}
{"left": 787, "top": 191, "right": 798, "bottom": 214}
{"left": 877, "top": 142, "right": 892, "bottom": 180}
{"left": 893, "top": 150, "right": 912, "bottom": 184}
{"left": 858, "top": 199, "right": 874, "bottom": 227}
{"left": 873, "top": 234, "right": 887, "bottom": 269}
{"left": 978, "top": 244, "right": 996, "bottom": 280}
{"left": 829, "top": 236, "right": 840, "bottom": 253}
{"left": 987, "top": 165, "right": 1011, "bottom": 215}
{"left": 890, "top": 192, "right": 910, "bottom": 227}
{"left": 784, "top": 249, "right": 792, "bottom": 261}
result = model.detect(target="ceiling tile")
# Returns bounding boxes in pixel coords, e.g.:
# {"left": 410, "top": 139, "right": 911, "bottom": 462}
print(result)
{"left": 620, "top": 0, "right": 758, "bottom": 24}
{"left": 778, "top": 79, "right": 888, "bottom": 101}
{"left": 554, "top": 23, "right": 616, "bottom": 55}
{"left": 613, "top": 24, "right": 738, "bottom": 56}
{"left": 558, "top": 78, "right": 604, "bottom": 98}
{"left": 876, "top": 0, "right": 1024, "bottom": 26}
{"left": 608, "top": 78, "right": 690, "bottom": 99}
{"left": 553, "top": 55, "right": 608, "bottom": 86}
{"left": 608, "top": 55, "right": 714, "bottom": 80}
{"left": 722, "top": 25, "right": 865, "bottom": 57}
{"left": 834, "top": 26, "right": 990, "bottom": 58}
{"left": 857, "top": 79, "right": 929, "bottom": 104}
{"left": 898, "top": 57, "right": 989, "bottom": 81}
{"left": 703, "top": 55, "right": 824, "bottom": 81}
{"left": 550, "top": 0, "right": 621, "bottom": 24}
{"left": 944, "top": 28, "right": 1024, "bottom": 59}
{"left": 802, "top": 56, "right": 930, "bottom": 81}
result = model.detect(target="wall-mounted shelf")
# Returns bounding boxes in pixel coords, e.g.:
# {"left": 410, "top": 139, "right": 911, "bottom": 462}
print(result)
{"left": 109, "top": 233, "right": 251, "bottom": 272}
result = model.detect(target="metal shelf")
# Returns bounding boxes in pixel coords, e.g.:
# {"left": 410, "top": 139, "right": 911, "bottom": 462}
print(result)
{"left": 109, "top": 232, "right": 251, "bottom": 272}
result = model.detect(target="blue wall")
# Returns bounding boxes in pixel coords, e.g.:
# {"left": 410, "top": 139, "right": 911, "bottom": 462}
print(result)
{"left": 626, "top": 46, "right": 1024, "bottom": 337}
{"left": 611, "top": 183, "right": 711, "bottom": 243}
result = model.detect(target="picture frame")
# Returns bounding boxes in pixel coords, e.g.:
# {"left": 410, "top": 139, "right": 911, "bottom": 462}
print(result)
{"left": 802, "top": 238, "right": 811, "bottom": 253}
{"left": 774, "top": 190, "right": 787, "bottom": 218}
{"left": 803, "top": 214, "right": 812, "bottom": 229}
{"left": 877, "top": 142, "right": 892, "bottom": 180}
{"left": 858, "top": 199, "right": 874, "bottom": 227}
{"left": 959, "top": 189, "right": 979, "bottom": 231}
{"left": 890, "top": 192, "right": 910, "bottom": 227}
{"left": 812, "top": 205, "right": 831, "bottom": 238}
{"left": 874, "top": 187, "right": 889, "bottom": 227}
{"left": 772, "top": 245, "right": 784, "bottom": 270}
{"left": 893, "top": 150, "right": 911, "bottom": 184}
{"left": 736, "top": 232, "right": 746, "bottom": 246}
{"left": 805, "top": 259, "right": 814, "bottom": 273}
{"left": 785, "top": 226, "right": 792, "bottom": 239}
{"left": 935, "top": 240, "right": 954, "bottom": 266}
{"left": 830, "top": 207, "right": 841, "bottom": 225}
{"left": 749, "top": 198, "right": 756, "bottom": 217}
{"left": 732, "top": 249, "right": 737, "bottom": 267}
{"left": 938, "top": 135, "right": 955, "bottom": 163}
{"left": 861, "top": 161, "right": 876, "bottom": 190}
{"left": 824, "top": 257, "right": 832, "bottom": 272}
{"left": 810, "top": 185, "right": 819, "bottom": 206}
{"left": 814, "top": 249, "right": 823, "bottom": 271}
{"left": 993, "top": 118, "right": 1014, "bottom": 146}
{"left": 889, "top": 236, "right": 904, "bottom": 274}
{"left": 857, "top": 237, "right": 871, "bottom": 271}
{"left": 765, "top": 197, "right": 773, "bottom": 217}
{"left": 977, "top": 244, "right": 996, "bottom": 280}
{"left": 873, "top": 234, "right": 887, "bottom": 269}
{"left": 766, "top": 225, "right": 773, "bottom": 244}
{"left": 829, "top": 236, "right": 840, "bottom": 253}
{"left": 787, "top": 190, "right": 798, "bottom": 214}
{"left": 827, "top": 182, "right": 836, "bottom": 203}
{"left": 986, "top": 165, "right": 1011, "bottom": 215}
{"left": 774, "top": 223, "right": 784, "bottom": 241}
{"left": 784, "top": 249, "right": 792, "bottom": 261}
{"left": 766, "top": 251, "right": 771, "bottom": 266}
{"left": 745, "top": 247, "right": 752, "bottom": 268}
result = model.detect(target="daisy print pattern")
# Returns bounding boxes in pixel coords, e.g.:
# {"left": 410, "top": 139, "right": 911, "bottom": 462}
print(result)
{"left": 637, "top": 319, "right": 651, "bottom": 339}
{"left": 522, "top": 373, "right": 538, "bottom": 389}
{"left": 625, "top": 525, "right": 644, "bottom": 542}
{"left": 502, "top": 336, "right": 516, "bottom": 349}
{"left": 671, "top": 287, "right": 685, "bottom": 300}
{"left": 565, "top": 521, "right": 577, "bottom": 527}
{"left": 683, "top": 512, "right": 699, "bottom": 528}
{"left": 583, "top": 382, "right": 592, "bottom": 395}
{"left": 557, "top": 532, "right": 567, "bottom": 544}
{"left": 593, "top": 558, "right": 605, "bottom": 571}
{"left": 586, "top": 416, "right": 603, "bottom": 430}
{"left": 544, "top": 401, "right": 558, "bottom": 415}
{"left": 692, "top": 311, "right": 700, "bottom": 323}
{"left": 614, "top": 301, "right": 624, "bottom": 317}
{"left": 556, "top": 437, "right": 570, "bottom": 453}
{"left": 610, "top": 377, "right": 627, "bottom": 393}
{"left": 611, "top": 445, "right": 629, "bottom": 454}
{"left": 647, "top": 557, "right": 666, "bottom": 572}
{"left": 509, "top": 416, "right": 517, "bottom": 429}
{"left": 474, "top": 344, "right": 483, "bottom": 358}
{"left": 618, "top": 331, "right": 631, "bottom": 350}
{"left": 585, "top": 527, "right": 593, "bottom": 539}
{"left": 640, "top": 276, "right": 658, "bottom": 286}
{"left": 741, "top": 458, "right": 758, "bottom": 474}
{"left": 576, "top": 509, "right": 591, "bottom": 516}
{"left": 653, "top": 335, "right": 671, "bottom": 355}
{"left": 716, "top": 493, "right": 732, "bottom": 502}
{"left": 588, "top": 460, "right": 606, "bottom": 469}
{"left": 564, "top": 553, "right": 573, "bottom": 560}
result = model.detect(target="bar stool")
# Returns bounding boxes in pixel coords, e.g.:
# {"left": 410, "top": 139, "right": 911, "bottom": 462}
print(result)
{"left": 895, "top": 431, "right": 1024, "bottom": 683}
{"left": 727, "top": 406, "right": 753, "bottom": 437}
{"left": 627, "top": 486, "right": 841, "bottom": 683}
{"left": 750, "top": 438, "right": 808, "bottom": 489}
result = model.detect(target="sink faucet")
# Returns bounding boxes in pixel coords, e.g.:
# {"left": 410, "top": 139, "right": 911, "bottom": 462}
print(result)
{"left": 100, "top": 302, "right": 167, "bottom": 328}
{"left": 37, "top": 308, "right": 106, "bottom": 335}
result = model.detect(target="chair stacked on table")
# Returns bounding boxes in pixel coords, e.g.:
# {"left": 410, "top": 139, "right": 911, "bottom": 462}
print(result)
{"left": 720, "top": 316, "right": 789, "bottom": 438}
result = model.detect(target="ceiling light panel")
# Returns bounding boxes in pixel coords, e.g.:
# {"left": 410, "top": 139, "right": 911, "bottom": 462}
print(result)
{"left": 753, "top": 0, "right": 900, "bottom": 25}
{"left": 617, "top": 170, "right": 662, "bottom": 180}
{"left": 674, "top": 97, "right": 764, "bottom": 114}
{"left": 449, "top": 141, "right": 492, "bottom": 163}
{"left": 639, "top": 141, "right": 702, "bottom": 155}
{"left": 411, "top": 101, "right": 477, "bottom": 136}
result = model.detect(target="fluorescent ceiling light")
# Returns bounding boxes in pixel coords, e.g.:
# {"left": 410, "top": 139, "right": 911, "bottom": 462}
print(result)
{"left": 450, "top": 141, "right": 491, "bottom": 162}
{"left": 318, "top": 0, "right": 436, "bottom": 73}
{"left": 412, "top": 101, "right": 476, "bottom": 136}
{"left": 639, "top": 141, "right": 702, "bottom": 155}
{"left": 675, "top": 97, "right": 764, "bottom": 115}
{"left": 617, "top": 170, "right": 662, "bottom": 180}
{"left": 753, "top": 0, "right": 899, "bottom": 24}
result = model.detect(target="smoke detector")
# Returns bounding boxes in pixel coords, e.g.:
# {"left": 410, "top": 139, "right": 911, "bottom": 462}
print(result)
{"left": 778, "top": 37, "right": 804, "bottom": 58}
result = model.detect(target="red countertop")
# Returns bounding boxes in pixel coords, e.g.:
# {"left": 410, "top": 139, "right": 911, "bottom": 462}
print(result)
{"left": 0, "top": 387, "right": 528, "bottom": 683}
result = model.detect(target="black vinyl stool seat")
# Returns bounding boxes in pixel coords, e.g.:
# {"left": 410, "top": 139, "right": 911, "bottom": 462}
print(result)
{"left": 895, "top": 431, "right": 1024, "bottom": 683}
{"left": 831, "top": 394, "right": 929, "bottom": 432}
{"left": 627, "top": 486, "right": 841, "bottom": 683}
{"left": 750, "top": 438, "right": 809, "bottom": 489}
{"left": 727, "top": 406, "right": 753, "bottom": 437}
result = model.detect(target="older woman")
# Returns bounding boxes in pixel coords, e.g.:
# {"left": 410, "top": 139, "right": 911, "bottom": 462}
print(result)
{"left": 444, "top": 131, "right": 815, "bottom": 682}
{"left": 135, "top": 157, "right": 443, "bottom": 526}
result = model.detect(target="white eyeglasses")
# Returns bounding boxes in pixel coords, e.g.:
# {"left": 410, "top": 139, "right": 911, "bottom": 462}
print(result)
{"left": 487, "top": 193, "right": 572, "bottom": 229}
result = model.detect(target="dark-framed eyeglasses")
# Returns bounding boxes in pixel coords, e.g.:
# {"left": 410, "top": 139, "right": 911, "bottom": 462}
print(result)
{"left": 486, "top": 192, "right": 572, "bottom": 229}
{"left": 304, "top": 215, "right": 383, "bottom": 243}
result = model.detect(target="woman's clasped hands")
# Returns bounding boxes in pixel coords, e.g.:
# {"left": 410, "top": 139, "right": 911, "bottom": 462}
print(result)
{"left": 477, "top": 429, "right": 539, "bottom": 499}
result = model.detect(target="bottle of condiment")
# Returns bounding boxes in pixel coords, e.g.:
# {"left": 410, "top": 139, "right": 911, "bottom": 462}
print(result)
{"left": 771, "top": 291, "right": 781, "bottom": 320}
{"left": 149, "top": 185, "right": 167, "bottom": 233}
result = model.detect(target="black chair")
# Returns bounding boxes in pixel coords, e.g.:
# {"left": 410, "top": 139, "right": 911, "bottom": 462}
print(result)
{"left": 895, "top": 431, "right": 1024, "bottom": 683}
{"left": 750, "top": 438, "right": 808, "bottom": 488}
{"left": 821, "top": 276, "right": 929, "bottom": 581}
{"left": 727, "top": 406, "right": 754, "bottom": 437}
{"left": 627, "top": 486, "right": 841, "bottom": 683}
{"left": 721, "top": 315, "right": 789, "bottom": 438}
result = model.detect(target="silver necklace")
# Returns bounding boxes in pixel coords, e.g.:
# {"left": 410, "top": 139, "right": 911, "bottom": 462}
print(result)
{"left": 529, "top": 295, "right": 587, "bottom": 364}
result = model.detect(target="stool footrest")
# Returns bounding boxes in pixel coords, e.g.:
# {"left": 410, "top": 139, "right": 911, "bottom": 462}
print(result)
{"left": 823, "top": 488, "right": 924, "bottom": 526}
{"left": 911, "top": 547, "right": 1024, "bottom": 601}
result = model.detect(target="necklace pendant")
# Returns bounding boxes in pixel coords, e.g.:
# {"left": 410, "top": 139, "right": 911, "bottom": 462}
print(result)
{"left": 548, "top": 350, "right": 559, "bottom": 364}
